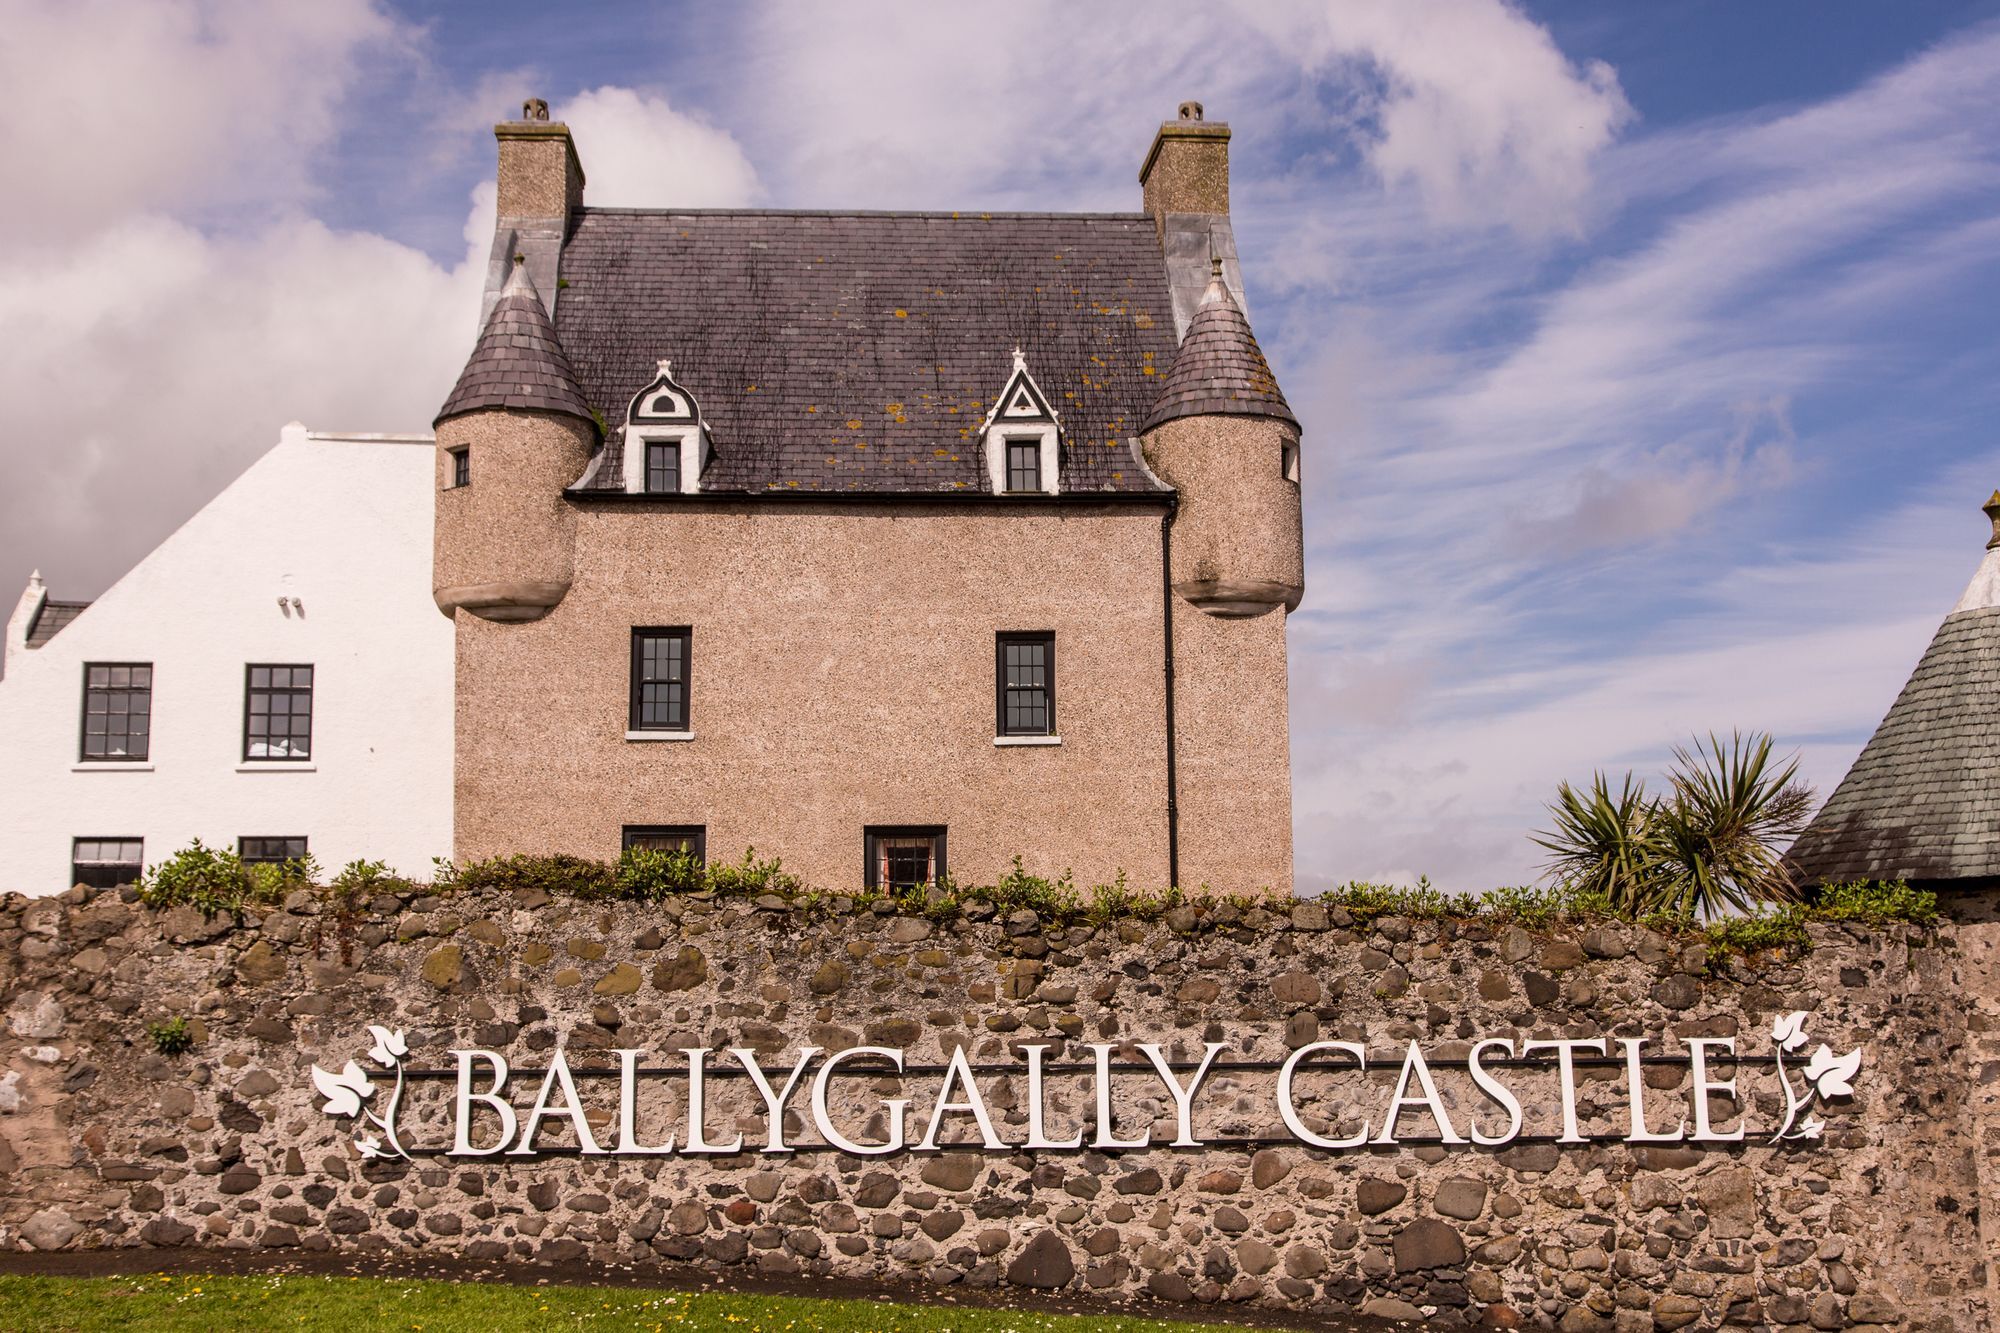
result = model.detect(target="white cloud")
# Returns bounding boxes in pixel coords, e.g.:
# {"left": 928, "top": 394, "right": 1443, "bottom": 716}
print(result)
{"left": 559, "top": 86, "right": 762, "bottom": 208}
{"left": 1234, "top": 0, "right": 1631, "bottom": 236}
{"left": 0, "top": 6, "right": 765, "bottom": 617}
{"left": 733, "top": 0, "right": 1628, "bottom": 235}
{"left": 0, "top": 0, "right": 408, "bottom": 239}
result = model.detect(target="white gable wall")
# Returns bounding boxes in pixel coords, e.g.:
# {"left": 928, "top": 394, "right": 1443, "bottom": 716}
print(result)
{"left": 0, "top": 424, "right": 453, "bottom": 893}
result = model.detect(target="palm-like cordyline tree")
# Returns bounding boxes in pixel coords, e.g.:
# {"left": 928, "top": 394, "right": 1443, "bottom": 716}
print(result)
{"left": 1533, "top": 732, "right": 1815, "bottom": 919}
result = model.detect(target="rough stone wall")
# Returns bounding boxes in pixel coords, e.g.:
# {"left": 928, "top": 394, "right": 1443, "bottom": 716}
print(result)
{"left": 454, "top": 502, "right": 1185, "bottom": 891}
{"left": 0, "top": 883, "right": 1987, "bottom": 1331}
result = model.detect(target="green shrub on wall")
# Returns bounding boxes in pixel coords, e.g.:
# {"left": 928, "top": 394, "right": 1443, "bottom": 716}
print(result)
{"left": 137, "top": 839, "right": 317, "bottom": 916}
{"left": 129, "top": 837, "right": 1937, "bottom": 971}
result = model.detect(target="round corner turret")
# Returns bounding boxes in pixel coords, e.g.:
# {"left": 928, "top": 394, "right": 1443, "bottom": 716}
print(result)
{"left": 1141, "top": 271, "right": 1304, "bottom": 619}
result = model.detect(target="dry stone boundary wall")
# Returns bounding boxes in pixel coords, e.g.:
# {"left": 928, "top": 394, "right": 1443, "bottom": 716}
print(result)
{"left": 0, "top": 882, "right": 1987, "bottom": 1331}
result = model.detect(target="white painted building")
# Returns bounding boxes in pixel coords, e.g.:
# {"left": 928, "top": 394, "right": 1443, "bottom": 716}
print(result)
{"left": 0, "top": 424, "right": 453, "bottom": 894}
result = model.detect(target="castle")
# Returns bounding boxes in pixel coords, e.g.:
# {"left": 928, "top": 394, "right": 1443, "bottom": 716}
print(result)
{"left": 432, "top": 99, "right": 1305, "bottom": 894}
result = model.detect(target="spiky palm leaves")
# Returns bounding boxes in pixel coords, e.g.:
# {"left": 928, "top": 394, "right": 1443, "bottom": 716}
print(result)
{"left": 1533, "top": 732, "right": 1815, "bottom": 919}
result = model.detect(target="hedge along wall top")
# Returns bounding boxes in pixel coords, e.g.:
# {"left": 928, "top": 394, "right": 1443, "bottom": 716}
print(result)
{"left": 0, "top": 881, "right": 1986, "bottom": 1331}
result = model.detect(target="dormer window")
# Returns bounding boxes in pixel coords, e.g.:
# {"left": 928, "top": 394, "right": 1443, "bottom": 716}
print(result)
{"left": 622, "top": 359, "right": 710, "bottom": 495}
{"left": 977, "top": 349, "right": 1061, "bottom": 496}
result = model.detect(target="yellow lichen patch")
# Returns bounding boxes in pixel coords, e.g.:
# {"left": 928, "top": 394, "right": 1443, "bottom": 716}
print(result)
{"left": 846, "top": 419, "right": 864, "bottom": 430}
{"left": 745, "top": 385, "right": 758, "bottom": 393}
{"left": 1134, "top": 313, "right": 1155, "bottom": 329}
{"left": 806, "top": 405, "right": 818, "bottom": 413}
{"left": 885, "top": 403, "right": 904, "bottom": 416}
{"left": 894, "top": 309, "right": 908, "bottom": 318}
{"left": 1142, "top": 366, "right": 1156, "bottom": 376}
{"left": 933, "top": 449, "right": 948, "bottom": 457}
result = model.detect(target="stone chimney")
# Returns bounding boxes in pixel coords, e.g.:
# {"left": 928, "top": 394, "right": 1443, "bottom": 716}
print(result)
{"left": 5, "top": 570, "right": 47, "bottom": 675}
{"left": 496, "top": 97, "right": 585, "bottom": 221}
{"left": 481, "top": 98, "right": 586, "bottom": 326}
{"left": 1140, "top": 101, "right": 1230, "bottom": 227}
{"left": 1139, "top": 102, "right": 1247, "bottom": 340}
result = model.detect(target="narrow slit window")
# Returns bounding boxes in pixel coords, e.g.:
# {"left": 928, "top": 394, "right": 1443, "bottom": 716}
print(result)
{"left": 630, "top": 627, "right": 692, "bottom": 731}
{"left": 1005, "top": 439, "right": 1041, "bottom": 493}
{"left": 864, "top": 827, "right": 946, "bottom": 891}
{"left": 451, "top": 448, "right": 470, "bottom": 488}
{"left": 80, "top": 662, "right": 152, "bottom": 762}
{"left": 245, "top": 664, "right": 314, "bottom": 761}
{"left": 996, "top": 632, "right": 1055, "bottom": 736}
{"left": 646, "top": 440, "right": 680, "bottom": 494}
{"left": 239, "top": 836, "right": 308, "bottom": 865}
{"left": 71, "top": 838, "right": 142, "bottom": 889}
{"left": 1281, "top": 438, "right": 1300, "bottom": 484}
{"left": 622, "top": 825, "right": 707, "bottom": 862}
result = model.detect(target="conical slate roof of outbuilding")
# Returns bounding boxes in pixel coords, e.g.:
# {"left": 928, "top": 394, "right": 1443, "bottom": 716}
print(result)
{"left": 1788, "top": 494, "right": 2000, "bottom": 887}
{"left": 436, "top": 262, "right": 597, "bottom": 431}
{"left": 1140, "top": 265, "right": 1297, "bottom": 433}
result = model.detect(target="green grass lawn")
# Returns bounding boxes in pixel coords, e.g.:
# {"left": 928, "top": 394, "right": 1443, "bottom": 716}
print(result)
{"left": 0, "top": 1273, "right": 1286, "bottom": 1332}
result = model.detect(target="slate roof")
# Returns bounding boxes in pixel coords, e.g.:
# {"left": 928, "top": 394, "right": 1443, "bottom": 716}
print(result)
{"left": 437, "top": 263, "right": 597, "bottom": 430}
{"left": 24, "top": 599, "right": 88, "bottom": 649}
{"left": 554, "top": 209, "right": 1184, "bottom": 495}
{"left": 1787, "top": 604, "right": 2000, "bottom": 886}
{"left": 1141, "top": 271, "right": 1297, "bottom": 433}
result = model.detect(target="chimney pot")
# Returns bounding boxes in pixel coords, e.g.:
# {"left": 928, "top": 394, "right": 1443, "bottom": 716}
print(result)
{"left": 1179, "top": 100, "right": 1204, "bottom": 122}
{"left": 1984, "top": 489, "right": 2000, "bottom": 550}
{"left": 522, "top": 97, "right": 550, "bottom": 122}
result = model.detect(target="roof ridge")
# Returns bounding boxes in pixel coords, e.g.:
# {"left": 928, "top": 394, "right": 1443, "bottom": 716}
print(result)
{"left": 575, "top": 206, "right": 1154, "bottom": 222}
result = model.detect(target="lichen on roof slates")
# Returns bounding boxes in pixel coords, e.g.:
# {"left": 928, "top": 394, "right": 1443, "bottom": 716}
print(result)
{"left": 555, "top": 210, "right": 1181, "bottom": 495}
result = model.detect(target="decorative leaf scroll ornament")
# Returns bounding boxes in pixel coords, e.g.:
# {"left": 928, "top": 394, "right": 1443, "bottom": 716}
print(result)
{"left": 309, "top": 1028, "right": 412, "bottom": 1159}
{"left": 1770, "top": 1011, "right": 1860, "bottom": 1142}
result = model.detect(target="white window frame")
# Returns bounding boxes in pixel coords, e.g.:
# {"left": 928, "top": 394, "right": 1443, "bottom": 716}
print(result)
{"left": 623, "top": 425, "right": 707, "bottom": 495}
{"left": 991, "top": 426, "right": 1060, "bottom": 497}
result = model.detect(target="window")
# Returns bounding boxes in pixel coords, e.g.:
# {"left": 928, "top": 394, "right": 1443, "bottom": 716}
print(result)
{"left": 450, "top": 448, "right": 469, "bottom": 488}
{"left": 996, "top": 632, "right": 1055, "bottom": 736}
{"left": 646, "top": 440, "right": 680, "bottom": 494}
{"left": 71, "top": 838, "right": 142, "bottom": 889}
{"left": 622, "top": 825, "right": 707, "bottom": 861}
{"left": 1005, "top": 438, "right": 1041, "bottom": 494}
{"left": 864, "top": 827, "right": 946, "bottom": 891}
{"left": 80, "top": 663, "right": 152, "bottom": 761}
{"left": 239, "top": 836, "right": 308, "bottom": 865}
{"left": 245, "top": 664, "right": 314, "bottom": 761}
{"left": 630, "top": 628, "right": 692, "bottom": 731}
{"left": 1281, "top": 438, "right": 1300, "bottom": 484}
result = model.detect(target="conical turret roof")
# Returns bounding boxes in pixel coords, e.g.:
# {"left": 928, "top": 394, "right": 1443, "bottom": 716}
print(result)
{"left": 1140, "top": 266, "right": 1297, "bottom": 433}
{"left": 1788, "top": 493, "right": 2000, "bottom": 887}
{"left": 436, "top": 262, "right": 597, "bottom": 431}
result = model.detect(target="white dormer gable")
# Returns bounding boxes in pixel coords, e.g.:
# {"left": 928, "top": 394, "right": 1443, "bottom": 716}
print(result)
{"left": 977, "top": 349, "right": 1062, "bottom": 495}
{"left": 621, "top": 360, "right": 712, "bottom": 494}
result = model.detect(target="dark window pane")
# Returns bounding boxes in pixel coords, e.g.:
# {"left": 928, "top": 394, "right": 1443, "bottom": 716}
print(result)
{"left": 622, "top": 826, "right": 707, "bottom": 861}
{"left": 80, "top": 663, "right": 153, "bottom": 761}
{"left": 865, "top": 828, "right": 946, "bottom": 890}
{"left": 239, "top": 837, "right": 308, "bottom": 865}
{"left": 1006, "top": 440, "right": 1040, "bottom": 493}
{"left": 647, "top": 440, "right": 680, "bottom": 493}
{"left": 630, "top": 629, "right": 692, "bottom": 730}
{"left": 72, "top": 838, "right": 143, "bottom": 889}
{"left": 244, "top": 664, "right": 313, "bottom": 761}
{"left": 452, "top": 449, "right": 470, "bottom": 487}
{"left": 995, "top": 634, "right": 1054, "bottom": 736}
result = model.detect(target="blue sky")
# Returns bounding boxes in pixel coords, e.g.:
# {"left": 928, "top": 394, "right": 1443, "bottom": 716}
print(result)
{"left": 4, "top": 0, "right": 1999, "bottom": 890}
